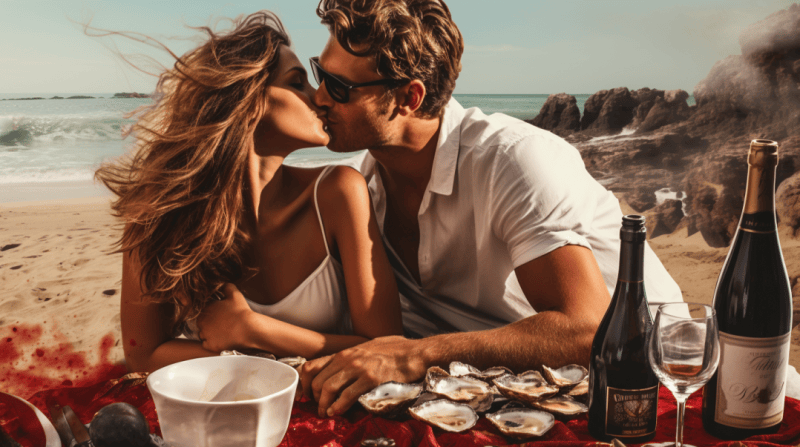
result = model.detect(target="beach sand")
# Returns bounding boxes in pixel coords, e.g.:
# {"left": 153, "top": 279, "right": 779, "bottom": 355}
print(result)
{"left": 1, "top": 196, "right": 799, "bottom": 399}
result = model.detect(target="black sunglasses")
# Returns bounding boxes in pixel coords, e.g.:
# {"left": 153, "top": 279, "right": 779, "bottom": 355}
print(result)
{"left": 309, "top": 56, "right": 402, "bottom": 103}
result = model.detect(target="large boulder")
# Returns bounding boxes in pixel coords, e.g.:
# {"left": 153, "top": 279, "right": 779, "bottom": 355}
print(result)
{"left": 683, "top": 150, "right": 798, "bottom": 247}
{"left": 580, "top": 89, "right": 611, "bottom": 131}
{"left": 777, "top": 171, "right": 800, "bottom": 235}
{"left": 636, "top": 90, "right": 692, "bottom": 133}
{"left": 581, "top": 87, "right": 638, "bottom": 134}
{"left": 646, "top": 199, "right": 684, "bottom": 239}
{"left": 682, "top": 156, "right": 748, "bottom": 247}
{"left": 739, "top": 3, "right": 800, "bottom": 58}
{"left": 529, "top": 93, "right": 581, "bottom": 136}
{"left": 629, "top": 88, "right": 665, "bottom": 129}
{"left": 690, "top": 4, "right": 800, "bottom": 146}
{"left": 627, "top": 187, "right": 658, "bottom": 212}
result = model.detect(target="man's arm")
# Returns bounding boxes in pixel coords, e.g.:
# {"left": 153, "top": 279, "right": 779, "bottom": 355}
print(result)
{"left": 299, "top": 244, "right": 611, "bottom": 417}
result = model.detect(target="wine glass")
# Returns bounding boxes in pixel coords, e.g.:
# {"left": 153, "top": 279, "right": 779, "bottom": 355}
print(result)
{"left": 648, "top": 302, "right": 720, "bottom": 447}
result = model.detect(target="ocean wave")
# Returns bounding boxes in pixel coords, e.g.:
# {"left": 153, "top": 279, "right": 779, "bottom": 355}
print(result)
{"left": 0, "top": 167, "right": 96, "bottom": 184}
{"left": 0, "top": 114, "right": 131, "bottom": 146}
{"left": 586, "top": 127, "right": 638, "bottom": 144}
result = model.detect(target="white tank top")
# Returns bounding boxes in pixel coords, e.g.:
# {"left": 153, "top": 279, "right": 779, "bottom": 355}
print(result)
{"left": 181, "top": 165, "right": 351, "bottom": 339}
{"left": 245, "top": 165, "right": 350, "bottom": 333}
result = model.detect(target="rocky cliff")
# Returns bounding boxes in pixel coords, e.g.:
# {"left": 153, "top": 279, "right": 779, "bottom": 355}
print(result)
{"left": 529, "top": 4, "right": 800, "bottom": 247}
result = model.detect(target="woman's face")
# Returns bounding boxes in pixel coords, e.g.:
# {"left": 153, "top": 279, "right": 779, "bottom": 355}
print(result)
{"left": 254, "top": 45, "right": 329, "bottom": 154}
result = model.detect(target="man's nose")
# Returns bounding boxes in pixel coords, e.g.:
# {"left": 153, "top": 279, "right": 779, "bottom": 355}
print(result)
{"left": 314, "top": 80, "right": 335, "bottom": 109}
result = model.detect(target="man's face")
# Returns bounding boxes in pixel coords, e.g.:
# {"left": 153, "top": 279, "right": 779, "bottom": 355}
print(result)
{"left": 313, "top": 36, "right": 396, "bottom": 153}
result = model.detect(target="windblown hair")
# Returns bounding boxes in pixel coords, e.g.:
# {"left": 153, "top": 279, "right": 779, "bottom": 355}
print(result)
{"left": 95, "top": 11, "right": 290, "bottom": 326}
{"left": 317, "top": 0, "right": 463, "bottom": 118}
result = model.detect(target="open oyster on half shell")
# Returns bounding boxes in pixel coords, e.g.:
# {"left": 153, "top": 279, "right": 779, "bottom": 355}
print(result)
{"left": 486, "top": 408, "right": 555, "bottom": 439}
{"left": 426, "top": 366, "right": 496, "bottom": 412}
{"left": 530, "top": 394, "right": 588, "bottom": 418}
{"left": 492, "top": 371, "right": 559, "bottom": 405}
{"left": 358, "top": 381, "right": 424, "bottom": 415}
{"left": 566, "top": 379, "right": 589, "bottom": 401}
{"left": 408, "top": 399, "right": 479, "bottom": 433}
{"left": 541, "top": 364, "right": 589, "bottom": 388}
{"left": 449, "top": 362, "right": 512, "bottom": 382}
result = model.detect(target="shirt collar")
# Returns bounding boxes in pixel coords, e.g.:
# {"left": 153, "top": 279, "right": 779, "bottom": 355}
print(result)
{"left": 427, "top": 97, "right": 464, "bottom": 196}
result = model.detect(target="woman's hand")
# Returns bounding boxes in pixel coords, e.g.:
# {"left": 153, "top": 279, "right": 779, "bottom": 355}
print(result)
{"left": 196, "top": 283, "right": 255, "bottom": 353}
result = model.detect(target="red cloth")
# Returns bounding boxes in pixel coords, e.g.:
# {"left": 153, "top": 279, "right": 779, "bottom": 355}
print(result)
{"left": 3, "top": 373, "right": 800, "bottom": 447}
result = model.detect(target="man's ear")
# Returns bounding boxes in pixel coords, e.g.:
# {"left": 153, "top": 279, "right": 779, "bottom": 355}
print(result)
{"left": 395, "top": 80, "right": 426, "bottom": 116}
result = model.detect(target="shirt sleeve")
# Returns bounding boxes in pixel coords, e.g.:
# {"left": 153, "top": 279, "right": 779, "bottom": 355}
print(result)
{"left": 482, "top": 131, "right": 602, "bottom": 268}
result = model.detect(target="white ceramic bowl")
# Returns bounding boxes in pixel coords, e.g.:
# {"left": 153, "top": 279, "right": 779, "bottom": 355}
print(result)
{"left": 146, "top": 356, "right": 298, "bottom": 447}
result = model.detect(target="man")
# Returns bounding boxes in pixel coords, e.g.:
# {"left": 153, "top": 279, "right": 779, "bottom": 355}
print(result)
{"left": 301, "top": 0, "right": 683, "bottom": 417}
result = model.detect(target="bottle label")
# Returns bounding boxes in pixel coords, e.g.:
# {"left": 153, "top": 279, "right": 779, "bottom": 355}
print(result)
{"left": 605, "top": 385, "right": 659, "bottom": 438}
{"left": 715, "top": 331, "right": 790, "bottom": 428}
{"left": 739, "top": 212, "right": 776, "bottom": 233}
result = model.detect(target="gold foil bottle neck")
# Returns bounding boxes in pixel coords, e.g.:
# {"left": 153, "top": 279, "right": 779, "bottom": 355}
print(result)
{"left": 743, "top": 139, "right": 778, "bottom": 215}
{"left": 748, "top": 139, "right": 779, "bottom": 167}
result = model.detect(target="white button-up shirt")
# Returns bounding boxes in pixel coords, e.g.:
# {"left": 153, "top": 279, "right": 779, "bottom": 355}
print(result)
{"left": 346, "top": 98, "right": 683, "bottom": 337}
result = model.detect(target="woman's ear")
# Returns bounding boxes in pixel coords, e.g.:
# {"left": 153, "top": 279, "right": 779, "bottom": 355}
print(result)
{"left": 395, "top": 80, "right": 426, "bottom": 116}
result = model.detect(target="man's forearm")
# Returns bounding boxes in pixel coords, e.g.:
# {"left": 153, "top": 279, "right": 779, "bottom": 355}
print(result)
{"left": 418, "top": 310, "right": 596, "bottom": 373}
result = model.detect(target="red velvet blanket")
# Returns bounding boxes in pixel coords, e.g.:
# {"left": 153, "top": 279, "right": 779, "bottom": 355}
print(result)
{"left": 3, "top": 371, "right": 800, "bottom": 447}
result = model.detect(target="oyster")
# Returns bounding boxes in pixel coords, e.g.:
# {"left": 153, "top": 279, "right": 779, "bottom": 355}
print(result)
{"left": 449, "top": 362, "right": 480, "bottom": 377}
{"left": 486, "top": 408, "right": 555, "bottom": 439}
{"left": 566, "top": 379, "right": 589, "bottom": 399}
{"left": 408, "top": 399, "right": 478, "bottom": 433}
{"left": 358, "top": 382, "right": 423, "bottom": 415}
{"left": 426, "top": 371, "right": 495, "bottom": 403}
{"left": 411, "top": 392, "right": 440, "bottom": 407}
{"left": 480, "top": 366, "right": 514, "bottom": 381}
{"left": 219, "top": 349, "right": 276, "bottom": 360}
{"left": 277, "top": 356, "right": 306, "bottom": 368}
{"left": 448, "top": 362, "right": 512, "bottom": 382}
{"left": 530, "top": 394, "right": 588, "bottom": 417}
{"left": 542, "top": 364, "right": 589, "bottom": 388}
{"left": 492, "top": 371, "right": 559, "bottom": 404}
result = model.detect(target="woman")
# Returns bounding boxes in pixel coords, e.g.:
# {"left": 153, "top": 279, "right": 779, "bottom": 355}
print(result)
{"left": 95, "top": 11, "right": 402, "bottom": 373}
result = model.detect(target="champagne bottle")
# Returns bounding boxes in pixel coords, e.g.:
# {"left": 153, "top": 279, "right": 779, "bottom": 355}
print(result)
{"left": 588, "top": 215, "right": 659, "bottom": 443}
{"left": 702, "top": 139, "right": 792, "bottom": 439}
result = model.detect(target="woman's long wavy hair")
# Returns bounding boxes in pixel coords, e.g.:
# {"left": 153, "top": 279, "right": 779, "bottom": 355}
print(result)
{"left": 95, "top": 11, "right": 289, "bottom": 327}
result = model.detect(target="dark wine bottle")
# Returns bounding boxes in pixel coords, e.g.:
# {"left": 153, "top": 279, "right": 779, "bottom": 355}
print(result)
{"left": 702, "top": 139, "right": 792, "bottom": 439}
{"left": 588, "top": 215, "right": 659, "bottom": 443}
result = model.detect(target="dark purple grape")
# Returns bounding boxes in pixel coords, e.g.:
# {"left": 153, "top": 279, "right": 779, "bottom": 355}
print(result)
{"left": 89, "top": 402, "right": 151, "bottom": 447}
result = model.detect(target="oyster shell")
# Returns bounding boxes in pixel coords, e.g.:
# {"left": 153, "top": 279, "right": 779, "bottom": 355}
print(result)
{"left": 408, "top": 399, "right": 478, "bottom": 433}
{"left": 566, "top": 379, "right": 589, "bottom": 398}
{"left": 530, "top": 394, "right": 588, "bottom": 417}
{"left": 541, "top": 364, "right": 589, "bottom": 388}
{"left": 358, "top": 382, "right": 423, "bottom": 415}
{"left": 448, "top": 362, "right": 512, "bottom": 382}
{"left": 277, "top": 356, "right": 306, "bottom": 368}
{"left": 449, "top": 361, "right": 480, "bottom": 377}
{"left": 486, "top": 408, "right": 555, "bottom": 439}
{"left": 492, "top": 371, "right": 559, "bottom": 404}
{"left": 426, "top": 370, "right": 494, "bottom": 403}
{"left": 411, "top": 392, "right": 440, "bottom": 407}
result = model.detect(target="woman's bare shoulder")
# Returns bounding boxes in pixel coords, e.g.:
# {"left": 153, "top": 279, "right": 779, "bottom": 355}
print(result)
{"left": 317, "top": 165, "right": 369, "bottom": 205}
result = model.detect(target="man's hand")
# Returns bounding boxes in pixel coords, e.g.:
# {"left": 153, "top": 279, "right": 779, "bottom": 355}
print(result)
{"left": 299, "top": 335, "right": 429, "bottom": 417}
{"left": 196, "top": 283, "right": 255, "bottom": 353}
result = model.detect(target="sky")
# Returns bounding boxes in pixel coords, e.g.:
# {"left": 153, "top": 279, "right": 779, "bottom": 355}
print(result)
{"left": 1, "top": 0, "right": 796, "bottom": 95}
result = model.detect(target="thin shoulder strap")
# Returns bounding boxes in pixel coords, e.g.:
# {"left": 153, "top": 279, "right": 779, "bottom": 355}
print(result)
{"left": 313, "top": 165, "right": 337, "bottom": 257}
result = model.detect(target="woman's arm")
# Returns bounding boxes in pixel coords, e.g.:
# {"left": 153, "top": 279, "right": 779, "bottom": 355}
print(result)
{"left": 196, "top": 166, "right": 403, "bottom": 359}
{"left": 319, "top": 165, "right": 403, "bottom": 339}
{"left": 121, "top": 249, "right": 218, "bottom": 373}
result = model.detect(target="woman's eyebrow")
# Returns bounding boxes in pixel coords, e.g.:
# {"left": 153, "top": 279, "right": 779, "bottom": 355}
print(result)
{"left": 285, "top": 66, "right": 307, "bottom": 77}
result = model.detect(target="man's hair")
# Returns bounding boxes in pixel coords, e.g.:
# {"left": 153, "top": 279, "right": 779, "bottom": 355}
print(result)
{"left": 317, "top": 0, "right": 463, "bottom": 118}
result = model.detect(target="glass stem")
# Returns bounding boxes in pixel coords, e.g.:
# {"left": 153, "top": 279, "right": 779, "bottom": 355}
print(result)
{"left": 675, "top": 397, "right": 686, "bottom": 447}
